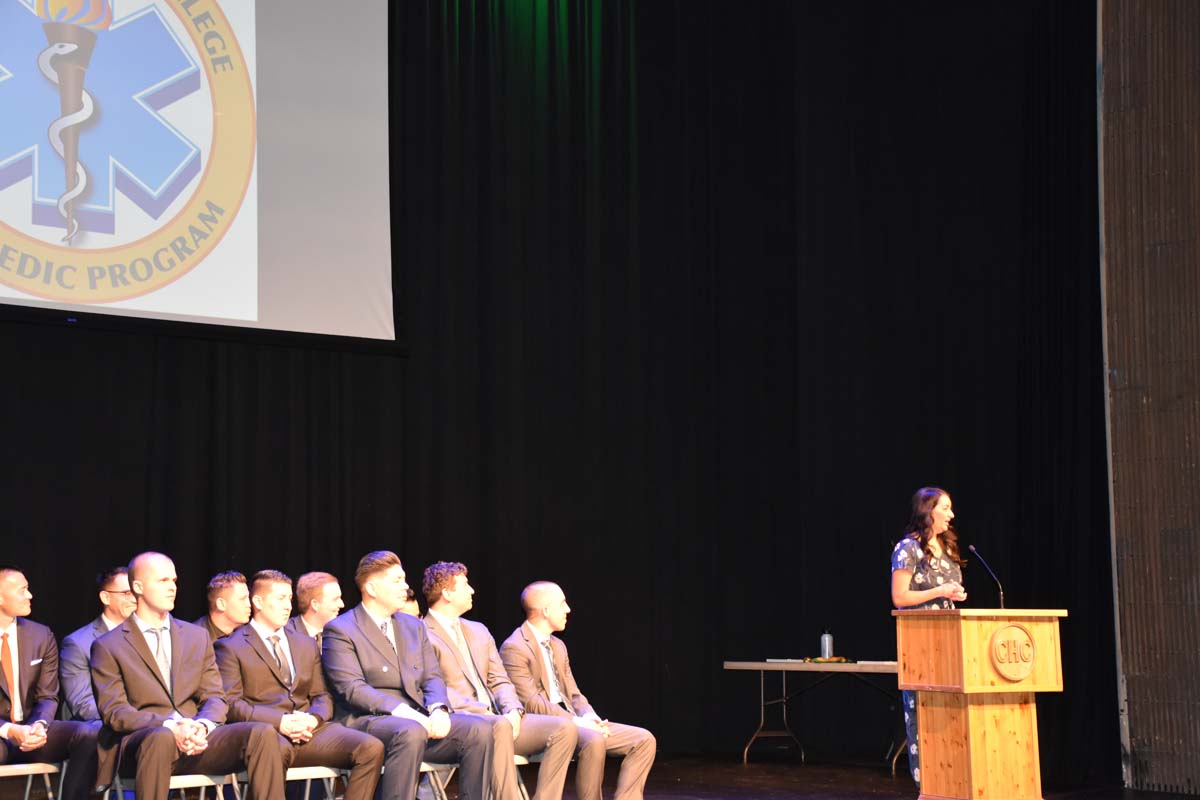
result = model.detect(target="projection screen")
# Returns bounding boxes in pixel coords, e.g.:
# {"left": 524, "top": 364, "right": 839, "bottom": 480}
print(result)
{"left": 0, "top": 0, "right": 395, "bottom": 340}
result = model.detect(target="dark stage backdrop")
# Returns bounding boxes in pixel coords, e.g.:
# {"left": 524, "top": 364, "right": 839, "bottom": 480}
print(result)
{"left": 2, "top": 0, "right": 1115, "bottom": 790}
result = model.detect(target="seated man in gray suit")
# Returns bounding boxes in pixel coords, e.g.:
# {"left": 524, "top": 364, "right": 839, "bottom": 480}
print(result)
{"left": 423, "top": 562, "right": 576, "bottom": 800}
{"left": 90, "top": 552, "right": 286, "bottom": 799}
{"left": 500, "top": 582, "right": 656, "bottom": 800}
{"left": 195, "top": 571, "right": 252, "bottom": 642}
{"left": 0, "top": 566, "right": 98, "bottom": 800}
{"left": 60, "top": 566, "right": 138, "bottom": 721}
{"left": 215, "top": 571, "right": 383, "bottom": 800}
{"left": 321, "top": 550, "right": 498, "bottom": 800}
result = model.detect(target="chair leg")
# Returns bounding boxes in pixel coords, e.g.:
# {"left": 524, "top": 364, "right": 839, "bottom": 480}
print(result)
{"left": 425, "top": 769, "right": 453, "bottom": 800}
{"left": 515, "top": 766, "right": 531, "bottom": 800}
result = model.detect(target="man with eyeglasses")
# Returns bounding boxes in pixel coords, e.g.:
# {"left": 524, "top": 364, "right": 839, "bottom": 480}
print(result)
{"left": 59, "top": 566, "right": 138, "bottom": 721}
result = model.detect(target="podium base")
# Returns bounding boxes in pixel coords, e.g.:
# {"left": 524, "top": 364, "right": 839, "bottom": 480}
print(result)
{"left": 917, "top": 690, "right": 1043, "bottom": 800}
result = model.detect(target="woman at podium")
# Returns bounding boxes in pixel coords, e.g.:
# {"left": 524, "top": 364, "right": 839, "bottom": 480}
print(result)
{"left": 890, "top": 486, "right": 968, "bottom": 787}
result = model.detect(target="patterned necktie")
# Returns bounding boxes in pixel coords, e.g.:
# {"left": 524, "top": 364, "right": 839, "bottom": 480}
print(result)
{"left": 1, "top": 633, "right": 17, "bottom": 721}
{"left": 315, "top": 630, "right": 323, "bottom": 652}
{"left": 381, "top": 621, "right": 396, "bottom": 652}
{"left": 148, "top": 626, "right": 171, "bottom": 686}
{"left": 454, "top": 621, "right": 491, "bottom": 707}
{"left": 540, "top": 639, "right": 565, "bottom": 700}
{"left": 269, "top": 634, "right": 293, "bottom": 685}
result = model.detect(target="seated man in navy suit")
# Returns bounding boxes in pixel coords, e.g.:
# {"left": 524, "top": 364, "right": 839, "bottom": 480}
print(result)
{"left": 321, "top": 551, "right": 499, "bottom": 800}
{"left": 0, "top": 566, "right": 98, "bottom": 800}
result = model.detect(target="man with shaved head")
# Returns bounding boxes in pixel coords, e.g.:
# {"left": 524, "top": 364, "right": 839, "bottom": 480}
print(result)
{"left": 0, "top": 566, "right": 98, "bottom": 800}
{"left": 500, "top": 582, "right": 656, "bottom": 800}
{"left": 90, "top": 552, "right": 286, "bottom": 799}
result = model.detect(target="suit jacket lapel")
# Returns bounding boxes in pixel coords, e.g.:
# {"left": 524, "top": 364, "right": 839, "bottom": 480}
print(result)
{"left": 461, "top": 621, "right": 499, "bottom": 709}
{"left": 354, "top": 605, "right": 399, "bottom": 666}
{"left": 428, "top": 615, "right": 472, "bottom": 676}
{"left": 15, "top": 620, "right": 31, "bottom": 711}
{"left": 522, "top": 622, "right": 551, "bottom": 696}
{"left": 246, "top": 626, "right": 291, "bottom": 687}
{"left": 124, "top": 620, "right": 171, "bottom": 698}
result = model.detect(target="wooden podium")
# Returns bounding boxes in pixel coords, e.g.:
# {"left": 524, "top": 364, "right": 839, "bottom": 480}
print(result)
{"left": 893, "top": 609, "right": 1067, "bottom": 800}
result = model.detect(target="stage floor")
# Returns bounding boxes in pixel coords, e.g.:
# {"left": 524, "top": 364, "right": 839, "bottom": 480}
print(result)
{"left": 2, "top": 755, "right": 1191, "bottom": 800}
{"left": 548, "top": 756, "right": 1196, "bottom": 800}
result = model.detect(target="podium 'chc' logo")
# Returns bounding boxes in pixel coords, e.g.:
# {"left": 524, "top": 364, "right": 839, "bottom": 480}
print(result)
{"left": 0, "top": 0, "right": 255, "bottom": 303}
{"left": 990, "top": 623, "right": 1035, "bottom": 681}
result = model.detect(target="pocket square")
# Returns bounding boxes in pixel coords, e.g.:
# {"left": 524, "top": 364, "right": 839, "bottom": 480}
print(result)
{"left": 29, "top": 658, "right": 43, "bottom": 666}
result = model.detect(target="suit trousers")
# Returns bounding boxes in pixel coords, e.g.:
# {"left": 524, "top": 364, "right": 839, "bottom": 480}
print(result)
{"left": 351, "top": 713, "right": 495, "bottom": 800}
{"left": 282, "top": 723, "right": 384, "bottom": 800}
{"left": 493, "top": 713, "right": 577, "bottom": 800}
{"left": 574, "top": 721, "right": 656, "bottom": 800}
{"left": 116, "top": 721, "right": 285, "bottom": 800}
{"left": 0, "top": 720, "right": 99, "bottom": 800}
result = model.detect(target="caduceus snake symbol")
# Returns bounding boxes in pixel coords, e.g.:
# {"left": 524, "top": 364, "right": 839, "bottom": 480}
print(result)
{"left": 38, "top": 41, "right": 93, "bottom": 243}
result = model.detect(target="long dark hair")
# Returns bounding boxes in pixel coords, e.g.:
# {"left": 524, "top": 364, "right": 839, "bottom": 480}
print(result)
{"left": 902, "top": 486, "right": 966, "bottom": 567}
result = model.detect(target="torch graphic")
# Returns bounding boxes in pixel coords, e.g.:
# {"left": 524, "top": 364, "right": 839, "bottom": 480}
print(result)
{"left": 36, "top": 0, "right": 112, "bottom": 244}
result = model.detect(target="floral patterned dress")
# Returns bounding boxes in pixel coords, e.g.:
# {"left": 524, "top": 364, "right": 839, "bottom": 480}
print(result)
{"left": 891, "top": 535, "right": 963, "bottom": 786}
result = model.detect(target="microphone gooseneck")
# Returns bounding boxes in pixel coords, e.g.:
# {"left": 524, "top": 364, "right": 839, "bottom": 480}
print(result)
{"left": 968, "top": 544, "right": 1005, "bottom": 609}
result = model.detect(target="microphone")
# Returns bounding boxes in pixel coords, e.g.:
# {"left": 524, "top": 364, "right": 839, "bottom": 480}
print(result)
{"left": 968, "top": 545, "right": 1005, "bottom": 609}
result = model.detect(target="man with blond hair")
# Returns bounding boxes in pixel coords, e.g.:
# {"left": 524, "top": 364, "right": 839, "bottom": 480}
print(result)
{"left": 287, "top": 572, "right": 344, "bottom": 647}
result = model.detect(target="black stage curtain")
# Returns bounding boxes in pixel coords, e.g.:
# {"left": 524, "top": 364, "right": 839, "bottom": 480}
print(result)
{"left": 2, "top": 0, "right": 1114, "bottom": 789}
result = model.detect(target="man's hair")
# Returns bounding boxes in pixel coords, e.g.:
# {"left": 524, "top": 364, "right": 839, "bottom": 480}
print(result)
{"left": 250, "top": 570, "right": 292, "bottom": 598}
{"left": 205, "top": 570, "right": 247, "bottom": 609}
{"left": 520, "top": 581, "right": 559, "bottom": 616}
{"left": 97, "top": 566, "right": 128, "bottom": 591}
{"left": 422, "top": 561, "right": 467, "bottom": 606}
{"left": 0, "top": 565, "right": 24, "bottom": 582}
{"left": 127, "top": 552, "right": 171, "bottom": 594}
{"left": 355, "top": 551, "right": 402, "bottom": 590}
{"left": 296, "top": 571, "right": 337, "bottom": 612}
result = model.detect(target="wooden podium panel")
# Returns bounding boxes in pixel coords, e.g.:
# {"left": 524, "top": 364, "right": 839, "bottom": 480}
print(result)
{"left": 919, "top": 691, "right": 1041, "bottom": 800}
{"left": 896, "top": 609, "right": 1066, "bottom": 693}
{"left": 894, "top": 609, "right": 1066, "bottom": 800}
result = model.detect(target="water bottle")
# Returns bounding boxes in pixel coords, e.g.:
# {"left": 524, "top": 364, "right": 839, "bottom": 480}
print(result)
{"left": 820, "top": 629, "right": 834, "bottom": 659}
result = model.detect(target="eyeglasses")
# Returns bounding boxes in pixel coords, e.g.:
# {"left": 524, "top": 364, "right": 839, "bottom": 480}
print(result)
{"left": 104, "top": 589, "right": 135, "bottom": 596}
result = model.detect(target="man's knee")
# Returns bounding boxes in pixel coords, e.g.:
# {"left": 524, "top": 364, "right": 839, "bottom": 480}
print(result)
{"left": 455, "top": 716, "right": 495, "bottom": 746}
{"left": 355, "top": 733, "right": 386, "bottom": 765}
{"left": 576, "top": 727, "right": 606, "bottom": 758}
{"left": 275, "top": 733, "right": 297, "bottom": 768}
{"left": 139, "top": 726, "right": 179, "bottom": 759}
{"left": 548, "top": 718, "right": 578, "bottom": 749}
{"left": 384, "top": 720, "right": 427, "bottom": 751}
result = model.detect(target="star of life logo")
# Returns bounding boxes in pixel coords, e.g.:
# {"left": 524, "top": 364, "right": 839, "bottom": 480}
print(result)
{"left": 0, "top": 0, "right": 255, "bottom": 304}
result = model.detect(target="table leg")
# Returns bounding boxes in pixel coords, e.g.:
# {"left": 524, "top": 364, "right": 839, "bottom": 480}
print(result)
{"left": 740, "top": 669, "right": 805, "bottom": 764}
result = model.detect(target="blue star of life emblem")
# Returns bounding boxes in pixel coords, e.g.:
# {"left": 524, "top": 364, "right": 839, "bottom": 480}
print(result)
{"left": 0, "top": 0, "right": 201, "bottom": 239}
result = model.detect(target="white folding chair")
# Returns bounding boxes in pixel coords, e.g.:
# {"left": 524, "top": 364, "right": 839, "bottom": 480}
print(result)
{"left": 0, "top": 762, "right": 64, "bottom": 800}
{"left": 283, "top": 766, "right": 343, "bottom": 800}
{"left": 420, "top": 755, "right": 537, "bottom": 800}
{"left": 104, "top": 771, "right": 242, "bottom": 800}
